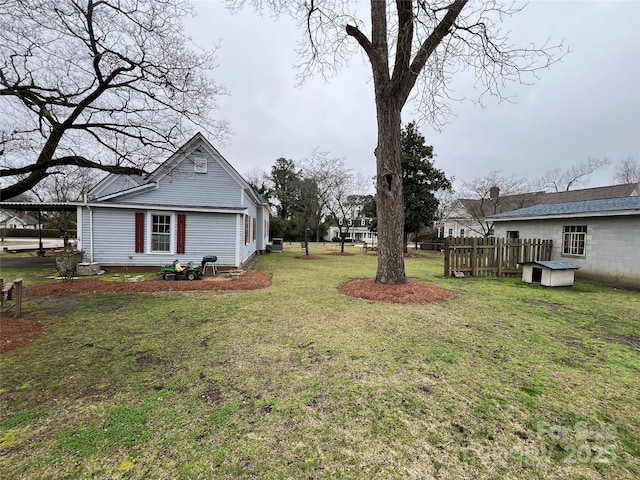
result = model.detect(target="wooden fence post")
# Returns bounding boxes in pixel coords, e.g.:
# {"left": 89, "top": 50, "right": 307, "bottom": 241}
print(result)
{"left": 444, "top": 238, "right": 450, "bottom": 277}
{"left": 471, "top": 237, "right": 477, "bottom": 277}
{"left": 14, "top": 279, "right": 23, "bottom": 317}
{"left": 497, "top": 238, "right": 503, "bottom": 277}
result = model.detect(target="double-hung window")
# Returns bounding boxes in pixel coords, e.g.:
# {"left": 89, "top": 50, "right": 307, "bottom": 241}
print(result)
{"left": 151, "top": 214, "right": 172, "bottom": 253}
{"left": 562, "top": 225, "right": 587, "bottom": 256}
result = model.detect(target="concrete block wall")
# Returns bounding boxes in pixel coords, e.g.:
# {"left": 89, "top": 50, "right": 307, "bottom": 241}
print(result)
{"left": 493, "top": 216, "right": 640, "bottom": 288}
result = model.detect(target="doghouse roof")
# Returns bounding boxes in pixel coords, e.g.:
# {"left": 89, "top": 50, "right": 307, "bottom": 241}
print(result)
{"left": 526, "top": 261, "right": 580, "bottom": 270}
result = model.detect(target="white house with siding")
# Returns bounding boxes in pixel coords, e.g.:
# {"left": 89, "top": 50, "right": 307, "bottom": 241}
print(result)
{"left": 489, "top": 196, "right": 640, "bottom": 288}
{"left": 0, "top": 208, "right": 42, "bottom": 229}
{"left": 76, "top": 133, "right": 270, "bottom": 269}
{"left": 325, "top": 217, "right": 378, "bottom": 245}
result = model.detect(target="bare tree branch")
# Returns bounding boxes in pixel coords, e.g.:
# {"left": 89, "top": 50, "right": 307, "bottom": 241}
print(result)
{"left": 1, "top": 0, "right": 229, "bottom": 199}
{"left": 613, "top": 157, "right": 640, "bottom": 184}
{"left": 534, "top": 157, "right": 612, "bottom": 192}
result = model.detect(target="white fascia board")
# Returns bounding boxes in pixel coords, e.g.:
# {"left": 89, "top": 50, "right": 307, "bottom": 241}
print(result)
{"left": 81, "top": 202, "right": 248, "bottom": 214}
{"left": 491, "top": 210, "right": 640, "bottom": 222}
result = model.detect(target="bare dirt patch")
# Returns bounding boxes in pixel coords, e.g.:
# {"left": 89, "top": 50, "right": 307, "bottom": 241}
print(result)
{"left": 0, "top": 317, "right": 44, "bottom": 353}
{"left": 294, "top": 255, "right": 325, "bottom": 260}
{"left": 23, "top": 271, "right": 271, "bottom": 297}
{"left": 339, "top": 278, "right": 453, "bottom": 304}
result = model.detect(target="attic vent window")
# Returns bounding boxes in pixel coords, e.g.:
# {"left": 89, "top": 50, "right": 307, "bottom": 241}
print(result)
{"left": 193, "top": 158, "right": 207, "bottom": 173}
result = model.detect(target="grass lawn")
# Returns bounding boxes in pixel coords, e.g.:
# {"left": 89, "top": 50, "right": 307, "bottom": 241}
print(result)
{"left": 1, "top": 245, "right": 638, "bottom": 479}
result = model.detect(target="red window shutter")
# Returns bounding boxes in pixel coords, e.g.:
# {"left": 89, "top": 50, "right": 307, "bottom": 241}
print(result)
{"left": 177, "top": 214, "right": 186, "bottom": 254}
{"left": 135, "top": 212, "right": 145, "bottom": 253}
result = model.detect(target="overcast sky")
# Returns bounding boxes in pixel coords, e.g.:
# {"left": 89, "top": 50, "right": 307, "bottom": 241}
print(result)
{"left": 185, "top": 1, "right": 640, "bottom": 192}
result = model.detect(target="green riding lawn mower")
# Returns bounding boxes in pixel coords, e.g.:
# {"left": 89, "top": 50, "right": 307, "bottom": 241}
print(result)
{"left": 161, "top": 260, "right": 202, "bottom": 281}
{"left": 161, "top": 256, "right": 218, "bottom": 280}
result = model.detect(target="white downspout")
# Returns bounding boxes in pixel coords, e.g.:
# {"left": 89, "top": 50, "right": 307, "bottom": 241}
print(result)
{"left": 83, "top": 193, "right": 94, "bottom": 262}
{"left": 89, "top": 207, "right": 94, "bottom": 263}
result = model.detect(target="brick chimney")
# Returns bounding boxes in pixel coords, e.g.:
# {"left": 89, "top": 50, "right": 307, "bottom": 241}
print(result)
{"left": 489, "top": 186, "right": 500, "bottom": 200}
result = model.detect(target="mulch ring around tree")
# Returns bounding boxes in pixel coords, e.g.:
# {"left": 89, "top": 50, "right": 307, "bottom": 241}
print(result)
{"left": 339, "top": 278, "right": 454, "bottom": 304}
{"left": 294, "top": 255, "right": 325, "bottom": 260}
{"left": 0, "top": 317, "right": 44, "bottom": 353}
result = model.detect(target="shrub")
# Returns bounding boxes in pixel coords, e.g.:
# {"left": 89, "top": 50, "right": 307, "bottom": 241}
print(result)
{"left": 2, "top": 228, "right": 77, "bottom": 239}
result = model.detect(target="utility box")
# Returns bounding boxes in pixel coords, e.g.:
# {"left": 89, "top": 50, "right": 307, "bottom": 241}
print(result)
{"left": 522, "top": 261, "right": 580, "bottom": 287}
{"left": 271, "top": 238, "right": 284, "bottom": 253}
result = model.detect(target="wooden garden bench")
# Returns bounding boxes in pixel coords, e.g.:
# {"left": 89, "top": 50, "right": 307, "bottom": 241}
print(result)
{"left": 1, "top": 277, "right": 24, "bottom": 316}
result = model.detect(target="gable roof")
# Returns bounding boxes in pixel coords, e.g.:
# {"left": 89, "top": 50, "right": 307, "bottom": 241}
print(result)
{"left": 0, "top": 208, "right": 27, "bottom": 226}
{"left": 537, "top": 182, "right": 639, "bottom": 203}
{"left": 145, "top": 133, "right": 249, "bottom": 189}
{"left": 88, "top": 133, "right": 268, "bottom": 206}
{"left": 457, "top": 182, "right": 639, "bottom": 218}
{"left": 490, "top": 196, "right": 640, "bottom": 221}
{"left": 90, "top": 174, "right": 146, "bottom": 200}
{"left": 458, "top": 193, "right": 540, "bottom": 216}
{"left": 0, "top": 208, "right": 42, "bottom": 225}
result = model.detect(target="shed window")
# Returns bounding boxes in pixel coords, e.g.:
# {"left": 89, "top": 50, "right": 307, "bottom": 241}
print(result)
{"left": 152, "top": 215, "right": 171, "bottom": 252}
{"left": 563, "top": 225, "right": 587, "bottom": 256}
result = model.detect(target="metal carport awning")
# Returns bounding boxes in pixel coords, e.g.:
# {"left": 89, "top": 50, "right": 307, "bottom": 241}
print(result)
{"left": 0, "top": 202, "right": 78, "bottom": 254}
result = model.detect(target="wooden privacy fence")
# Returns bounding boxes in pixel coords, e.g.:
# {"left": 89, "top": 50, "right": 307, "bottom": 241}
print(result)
{"left": 444, "top": 237, "right": 553, "bottom": 277}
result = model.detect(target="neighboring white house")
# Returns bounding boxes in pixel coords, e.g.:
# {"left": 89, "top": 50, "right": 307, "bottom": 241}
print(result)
{"left": 325, "top": 217, "right": 378, "bottom": 245}
{"left": 0, "top": 208, "right": 41, "bottom": 229}
{"left": 439, "top": 183, "right": 640, "bottom": 239}
{"left": 489, "top": 196, "right": 640, "bottom": 288}
{"left": 75, "top": 133, "right": 270, "bottom": 269}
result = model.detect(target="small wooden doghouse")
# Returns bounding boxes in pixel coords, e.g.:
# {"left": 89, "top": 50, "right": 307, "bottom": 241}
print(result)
{"left": 522, "top": 261, "right": 580, "bottom": 287}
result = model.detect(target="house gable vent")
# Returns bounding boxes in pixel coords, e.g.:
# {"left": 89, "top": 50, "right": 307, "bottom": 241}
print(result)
{"left": 193, "top": 157, "right": 207, "bottom": 173}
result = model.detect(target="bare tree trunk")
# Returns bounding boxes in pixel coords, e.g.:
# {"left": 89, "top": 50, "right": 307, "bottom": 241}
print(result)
{"left": 375, "top": 96, "right": 406, "bottom": 284}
